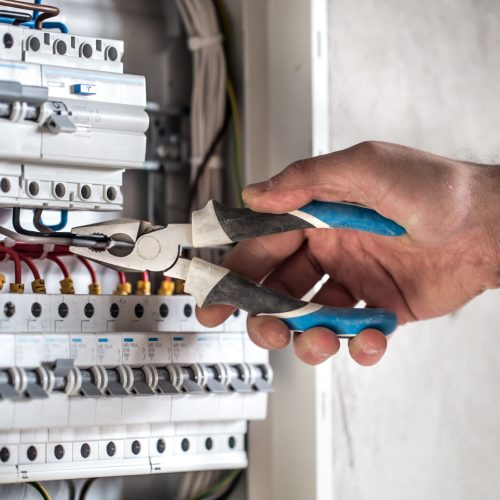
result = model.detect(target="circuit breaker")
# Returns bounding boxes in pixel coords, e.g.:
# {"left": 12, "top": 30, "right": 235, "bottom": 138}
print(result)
{"left": 0, "top": 23, "right": 148, "bottom": 210}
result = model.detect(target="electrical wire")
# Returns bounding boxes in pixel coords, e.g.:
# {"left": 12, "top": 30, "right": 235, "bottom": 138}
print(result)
{"left": 118, "top": 271, "right": 127, "bottom": 284}
{"left": 78, "top": 478, "right": 96, "bottom": 500}
{"left": 175, "top": 0, "right": 227, "bottom": 211}
{"left": 34, "top": 209, "right": 68, "bottom": 232}
{"left": 225, "top": 77, "right": 244, "bottom": 207}
{"left": 19, "top": 254, "right": 41, "bottom": 280}
{"left": 189, "top": 470, "right": 242, "bottom": 500}
{"left": 0, "top": 245, "right": 22, "bottom": 283}
{"left": 28, "top": 481, "right": 51, "bottom": 500}
{"left": 48, "top": 254, "right": 69, "bottom": 278}
{"left": 188, "top": 109, "right": 230, "bottom": 212}
{"left": 9, "top": 208, "right": 126, "bottom": 250}
{"left": 0, "top": 0, "right": 58, "bottom": 29}
{"left": 77, "top": 256, "right": 98, "bottom": 284}
{"left": 214, "top": 0, "right": 244, "bottom": 207}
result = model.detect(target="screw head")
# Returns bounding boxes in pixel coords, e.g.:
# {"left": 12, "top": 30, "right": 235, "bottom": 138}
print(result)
{"left": 27, "top": 445, "right": 37, "bottom": 461}
{"left": 58, "top": 302, "right": 69, "bottom": 318}
{"left": 134, "top": 303, "right": 144, "bottom": 318}
{"left": 3, "top": 33, "right": 13, "bottom": 49}
{"left": 54, "top": 444, "right": 65, "bottom": 460}
{"left": 131, "top": 440, "right": 141, "bottom": 455}
{"left": 106, "top": 441, "right": 116, "bottom": 457}
{"left": 156, "top": 439, "right": 166, "bottom": 454}
{"left": 159, "top": 303, "right": 169, "bottom": 318}
{"left": 84, "top": 303, "right": 94, "bottom": 318}
{"left": 4, "top": 302, "right": 15, "bottom": 318}
{"left": 31, "top": 302, "right": 42, "bottom": 318}
{"left": 80, "top": 443, "right": 91, "bottom": 459}
{"left": 110, "top": 303, "right": 120, "bottom": 318}
{"left": 0, "top": 447, "right": 10, "bottom": 463}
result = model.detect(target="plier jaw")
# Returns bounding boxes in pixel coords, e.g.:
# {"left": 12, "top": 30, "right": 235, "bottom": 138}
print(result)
{"left": 70, "top": 219, "right": 192, "bottom": 273}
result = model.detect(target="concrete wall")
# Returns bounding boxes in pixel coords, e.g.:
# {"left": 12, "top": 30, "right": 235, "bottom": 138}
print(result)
{"left": 327, "top": 1, "right": 500, "bottom": 499}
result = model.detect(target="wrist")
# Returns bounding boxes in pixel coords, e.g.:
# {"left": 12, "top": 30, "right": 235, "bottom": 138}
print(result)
{"left": 465, "top": 162, "right": 500, "bottom": 289}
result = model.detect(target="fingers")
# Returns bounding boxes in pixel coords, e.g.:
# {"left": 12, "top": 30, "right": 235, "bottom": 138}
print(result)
{"left": 242, "top": 142, "right": 389, "bottom": 214}
{"left": 247, "top": 316, "right": 292, "bottom": 350}
{"left": 196, "top": 231, "right": 305, "bottom": 327}
{"left": 348, "top": 329, "right": 387, "bottom": 366}
{"left": 293, "top": 328, "right": 341, "bottom": 365}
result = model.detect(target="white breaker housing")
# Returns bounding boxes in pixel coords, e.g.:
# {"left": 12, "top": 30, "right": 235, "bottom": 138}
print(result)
{"left": 0, "top": 294, "right": 271, "bottom": 483}
{"left": 0, "top": 24, "right": 148, "bottom": 210}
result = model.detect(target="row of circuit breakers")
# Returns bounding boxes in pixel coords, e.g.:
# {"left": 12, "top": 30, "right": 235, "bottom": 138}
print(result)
{"left": 0, "top": 23, "right": 272, "bottom": 483}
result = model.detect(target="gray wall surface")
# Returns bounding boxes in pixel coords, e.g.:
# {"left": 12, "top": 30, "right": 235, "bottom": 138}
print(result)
{"left": 327, "top": 1, "right": 500, "bottom": 499}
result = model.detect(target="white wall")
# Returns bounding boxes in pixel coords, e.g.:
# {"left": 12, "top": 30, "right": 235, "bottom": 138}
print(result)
{"left": 326, "top": 1, "right": 500, "bottom": 499}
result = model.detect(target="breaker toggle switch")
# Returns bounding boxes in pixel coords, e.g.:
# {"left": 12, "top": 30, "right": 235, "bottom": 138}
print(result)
{"left": 104, "top": 368, "right": 129, "bottom": 397}
{"left": 179, "top": 365, "right": 205, "bottom": 394}
{"left": 130, "top": 368, "right": 155, "bottom": 396}
{"left": 0, "top": 368, "right": 22, "bottom": 400}
{"left": 79, "top": 368, "right": 104, "bottom": 397}
{"left": 227, "top": 364, "right": 253, "bottom": 393}
{"left": 24, "top": 368, "right": 49, "bottom": 399}
{"left": 44, "top": 102, "right": 77, "bottom": 134}
{"left": 203, "top": 364, "right": 229, "bottom": 394}
{"left": 72, "top": 83, "right": 97, "bottom": 96}
{"left": 249, "top": 364, "right": 274, "bottom": 392}
{"left": 155, "top": 367, "right": 179, "bottom": 395}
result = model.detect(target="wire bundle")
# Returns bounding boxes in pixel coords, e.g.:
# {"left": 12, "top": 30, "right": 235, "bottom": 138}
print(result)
{"left": 175, "top": 0, "right": 227, "bottom": 210}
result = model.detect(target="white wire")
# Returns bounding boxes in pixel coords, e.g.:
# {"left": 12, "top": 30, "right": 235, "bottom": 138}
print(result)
{"left": 175, "top": 0, "right": 226, "bottom": 209}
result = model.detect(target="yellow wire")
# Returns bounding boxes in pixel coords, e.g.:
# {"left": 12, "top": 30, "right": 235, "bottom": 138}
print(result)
{"left": 28, "top": 482, "right": 51, "bottom": 500}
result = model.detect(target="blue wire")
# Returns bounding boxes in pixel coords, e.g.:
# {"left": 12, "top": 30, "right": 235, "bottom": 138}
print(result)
{"left": 38, "top": 210, "right": 69, "bottom": 231}
{"left": 0, "top": 0, "right": 69, "bottom": 33}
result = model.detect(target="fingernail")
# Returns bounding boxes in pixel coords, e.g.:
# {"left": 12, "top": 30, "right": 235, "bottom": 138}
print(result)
{"left": 267, "top": 331, "right": 288, "bottom": 349}
{"left": 244, "top": 181, "right": 269, "bottom": 195}
{"left": 361, "top": 342, "right": 384, "bottom": 355}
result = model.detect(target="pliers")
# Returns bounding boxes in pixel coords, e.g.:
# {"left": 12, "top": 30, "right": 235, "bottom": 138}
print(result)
{"left": 71, "top": 200, "right": 405, "bottom": 338}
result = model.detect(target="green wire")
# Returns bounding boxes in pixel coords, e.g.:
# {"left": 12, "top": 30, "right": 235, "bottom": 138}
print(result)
{"left": 190, "top": 470, "right": 241, "bottom": 500}
{"left": 28, "top": 482, "right": 51, "bottom": 500}
{"left": 214, "top": 0, "right": 245, "bottom": 207}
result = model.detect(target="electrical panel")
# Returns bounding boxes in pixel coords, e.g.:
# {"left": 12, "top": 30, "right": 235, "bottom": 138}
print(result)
{"left": 0, "top": 9, "right": 272, "bottom": 491}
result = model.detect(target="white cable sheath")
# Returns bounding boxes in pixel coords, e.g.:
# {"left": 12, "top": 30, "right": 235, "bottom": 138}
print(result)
{"left": 175, "top": 0, "right": 226, "bottom": 209}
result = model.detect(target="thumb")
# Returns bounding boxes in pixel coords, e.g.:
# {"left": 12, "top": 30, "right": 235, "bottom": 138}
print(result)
{"left": 242, "top": 142, "right": 390, "bottom": 214}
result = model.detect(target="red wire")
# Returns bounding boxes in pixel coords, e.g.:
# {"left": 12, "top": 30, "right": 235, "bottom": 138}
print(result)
{"left": 0, "top": 246, "right": 22, "bottom": 283}
{"left": 48, "top": 255, "right": 70, "bottom": 278}
{"left": 77, "top": 256, "right": 98, "bottom": 284}
{"left": 118, "top": 271, "right": 127, "bottom": 284}
{"left": 142, "top": 271, "right": 150, "bottom": 282}
{"left": 19, "top": 255, "right": 41, "bottom": 280}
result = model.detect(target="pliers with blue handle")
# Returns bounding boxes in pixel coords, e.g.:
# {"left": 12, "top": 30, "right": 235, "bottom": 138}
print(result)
{"left": 70, "top": 200, "right": 406, "bottom": 338}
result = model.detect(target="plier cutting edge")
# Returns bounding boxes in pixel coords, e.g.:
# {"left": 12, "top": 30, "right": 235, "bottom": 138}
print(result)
{"left": 70, "top": 200, "right": 405, "bottom": 338}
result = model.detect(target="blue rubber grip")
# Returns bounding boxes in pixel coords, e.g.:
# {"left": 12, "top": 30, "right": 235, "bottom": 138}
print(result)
{"left": 298, "top": 201, "right": 405, "bottom": 236}
{"left": 280, "top": 306, "right": 397, "bottom": 338}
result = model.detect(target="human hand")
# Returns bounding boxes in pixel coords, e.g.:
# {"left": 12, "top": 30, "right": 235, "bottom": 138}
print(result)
{"left": 196, "top": 142, "right": 500, "bottom": 365}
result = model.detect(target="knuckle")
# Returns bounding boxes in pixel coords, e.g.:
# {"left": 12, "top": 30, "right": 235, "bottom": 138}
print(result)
{"left": 355, "top": 140, "right": 384, "bottom": 157}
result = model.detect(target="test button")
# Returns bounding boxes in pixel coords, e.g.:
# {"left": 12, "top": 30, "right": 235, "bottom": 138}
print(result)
{"left": 72, "top": 83, "right": 97, "bottom": 96}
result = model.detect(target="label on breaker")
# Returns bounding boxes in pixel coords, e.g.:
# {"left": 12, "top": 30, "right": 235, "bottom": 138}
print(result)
{"left": 196, "top": 334, "right": 220, "bottom": 363}
{"left": 15, "top": 334, "right": 43, "bottom": 367}
{"left": 122, "top": 334, "right": 148, "bottom": 366}
{"left": 0, "top": 334, "right": 15, "bottom": 367}
{"left": 146, "top": 336, "right": 172, "bottom": 365}
{"left": 70, "top": 335, "right": 96, "bottom": 367}
{"left": 42, "top": 335, "right": 70, "bottom": 362}
{"left": 96, "top": 336, "right": 122, "bottom": 367}
{"left": 220, "top": 333, "right": 244, "bottom": 362}
{"left": 172, "top": 334, "right": 197, "bottom": 364}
